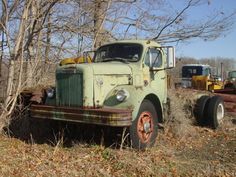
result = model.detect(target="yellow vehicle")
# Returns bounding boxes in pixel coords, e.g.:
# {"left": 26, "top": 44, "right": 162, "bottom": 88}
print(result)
{"left": 181, "top": 64, "right": 224, "bottom": 91}
{"left": 192, "top": 75, "right": 224, "bottom": 91}
{"left": 60, "top": 55, "right": 92, "bottom": 66}
{"left": 181, "top": 64, "right": 211, "bottom": 88}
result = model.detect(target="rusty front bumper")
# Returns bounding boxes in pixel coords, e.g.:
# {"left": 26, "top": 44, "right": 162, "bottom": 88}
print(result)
{"left": 30, "top": 105, "right": 132, "bottom": 127}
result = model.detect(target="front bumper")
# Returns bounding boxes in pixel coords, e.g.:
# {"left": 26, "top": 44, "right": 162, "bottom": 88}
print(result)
{"left": 30, "top": 104, "right": 132, "bottom": 127}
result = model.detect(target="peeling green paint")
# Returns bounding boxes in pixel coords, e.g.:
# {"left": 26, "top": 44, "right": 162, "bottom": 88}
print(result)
{"left": 31, "top": 40, "right": 173, "bottom": 127}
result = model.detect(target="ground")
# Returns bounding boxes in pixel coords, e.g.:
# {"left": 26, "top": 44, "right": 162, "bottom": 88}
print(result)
{"left": 0, "top": 89, "right": 235, "bottom": 176}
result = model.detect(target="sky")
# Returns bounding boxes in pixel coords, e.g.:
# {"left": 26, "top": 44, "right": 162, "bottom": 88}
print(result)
{"left": 176, "top": 0, "right": 236, "bottom": 60}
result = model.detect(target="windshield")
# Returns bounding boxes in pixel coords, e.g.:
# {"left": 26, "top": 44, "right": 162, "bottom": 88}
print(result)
{"left": 94, "top": 43, "right": 143, "bottom": 63}
{"left": 229, "top": 71, "right": 236, "bottom": 78}
{"left": 182, "top": 66, "right": 211, "bottom": 78}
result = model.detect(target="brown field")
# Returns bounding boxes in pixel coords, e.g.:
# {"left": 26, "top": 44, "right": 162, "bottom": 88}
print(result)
{"left": 0, "top": 89, "right": 235, "bottom": 177}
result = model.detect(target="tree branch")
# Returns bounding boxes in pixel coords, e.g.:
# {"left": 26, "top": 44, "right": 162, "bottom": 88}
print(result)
{"left": 152, "top": 0, "right": 195, "bottom": 40}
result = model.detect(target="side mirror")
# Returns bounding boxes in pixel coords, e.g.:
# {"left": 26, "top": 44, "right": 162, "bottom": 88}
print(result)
{"left": 166, "top": 47, "right": 175, "bottom": 68}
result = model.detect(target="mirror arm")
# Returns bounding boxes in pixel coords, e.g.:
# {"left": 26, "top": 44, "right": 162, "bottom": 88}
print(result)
{"left": 149, "top": 68, "right": 164, "bottom": 72}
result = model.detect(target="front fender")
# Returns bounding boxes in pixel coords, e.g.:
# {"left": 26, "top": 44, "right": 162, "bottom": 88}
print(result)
{"left": 103, "top": 85, "right": 161, "bottom": 121}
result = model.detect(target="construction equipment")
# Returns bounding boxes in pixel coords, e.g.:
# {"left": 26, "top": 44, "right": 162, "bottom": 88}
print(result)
{"left": 181, "top": 64, "right": 224, "bottom": 91}
{"left": 192, "top": 75, "right": 224, "bottom": 91}
{"left": 181, "top": 64, "right": 211, "bottom": 88}
{"left": 224, "top": 70, "right": 236, "bottom": 89}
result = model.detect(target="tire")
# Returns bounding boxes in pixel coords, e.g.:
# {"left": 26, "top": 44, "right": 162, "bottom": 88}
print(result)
{"left": 130, "top": 100, "right": 158, "bottom": 150}
{"left": 224, "top": 83, "right": 235, "bottom": 89}
{"left": 207, "top": 96, "right": 225, "bottom": 129}
{"left": 194, "top": 96, "right": 210, "bottom": 126}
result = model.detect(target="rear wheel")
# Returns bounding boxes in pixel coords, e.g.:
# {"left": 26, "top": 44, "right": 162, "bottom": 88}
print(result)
{"left": 130, "top": 100, "right": 158, "bottom": 149}
{"left": 194, "top": 95, "right": 210, "bottom": 126}
{"left": 207, "top": 96, "right": 225, "bottom": 129}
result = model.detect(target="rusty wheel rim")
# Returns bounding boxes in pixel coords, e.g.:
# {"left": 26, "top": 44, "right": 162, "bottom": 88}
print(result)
{"left": 137, "top": 111, "right": 153, "bottom": 143}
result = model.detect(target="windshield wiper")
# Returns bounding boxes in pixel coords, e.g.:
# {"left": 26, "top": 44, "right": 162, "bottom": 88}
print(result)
{"left": 102, "top": 57, "right": 129, "bottom": 63}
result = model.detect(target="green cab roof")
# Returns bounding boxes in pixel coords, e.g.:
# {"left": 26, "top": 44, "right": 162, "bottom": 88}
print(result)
{"left": 101, "top": 39, "right": 161, "bottom": 48}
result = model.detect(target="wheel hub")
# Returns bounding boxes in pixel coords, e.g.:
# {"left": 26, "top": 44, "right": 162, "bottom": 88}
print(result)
{"left": 137, "top": 111, "right": 154, "bottom": 143}
{"left": 217, "top": 103, "right": 224, "bottom": 122}
{"left": 144, "top": 122, "right": 151, "bottom": 133}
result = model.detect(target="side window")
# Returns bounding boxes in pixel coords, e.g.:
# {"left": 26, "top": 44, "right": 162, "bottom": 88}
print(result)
{"left": 144, "top": 50, "right": 150, "bottom": 66}
{"left": 144, "top": 48, "right": 162, "bottom": 67}
{"left": 205, "top": 68, "right": 211, "bottom": 76}
{"left": 150, "top": 48, "right": 162, "bottom": 67}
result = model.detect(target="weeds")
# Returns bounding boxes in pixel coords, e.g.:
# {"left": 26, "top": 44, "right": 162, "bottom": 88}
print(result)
{"left": 52, "top": 130, "right": 64, "bottom": 156}
{"left": 0, "top": 89, "right": 234, "bottom": 176}
{"left": 101, "top": 149, "right": 112, "bottom": 160}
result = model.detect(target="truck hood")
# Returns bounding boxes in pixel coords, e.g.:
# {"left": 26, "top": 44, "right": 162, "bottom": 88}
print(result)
{"left": 58, "top": 62, "right": 133, "bottom": 75}
{"left": 89, "top": 62, "right": 132, "bottom": 75}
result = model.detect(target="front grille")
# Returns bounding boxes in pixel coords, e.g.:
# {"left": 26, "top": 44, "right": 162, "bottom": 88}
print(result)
{"left": 56, "top": 71, "right": 83, "bottom": 107}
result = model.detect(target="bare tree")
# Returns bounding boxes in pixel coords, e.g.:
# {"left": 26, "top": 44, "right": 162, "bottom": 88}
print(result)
{"left": 104, "top": 0, "right": 236, "bottom": 44}
{"left": 0, "top": 0, "right": 59, "bottom": 129}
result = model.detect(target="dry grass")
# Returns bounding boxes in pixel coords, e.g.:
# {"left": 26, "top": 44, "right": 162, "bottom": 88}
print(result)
{"left": 0, "top": 89, "right": 235, "bottom": 176}
{"left": 0, "top": 118, "right": 235, "bottom": 176}
{"left": 164, "top": 88, "right": 206, "bottom": 138}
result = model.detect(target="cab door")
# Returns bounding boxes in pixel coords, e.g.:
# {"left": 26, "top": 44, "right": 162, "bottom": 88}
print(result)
{"left": 143, "top": 47, "right": 167, "bottom": 103}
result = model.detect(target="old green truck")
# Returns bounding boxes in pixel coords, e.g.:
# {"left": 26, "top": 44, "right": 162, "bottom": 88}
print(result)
{"left": 29, "top": 40, "right": 225, "bottom": 148}
{"left": 29, "top": 40, "right": 175, "bottom": 149}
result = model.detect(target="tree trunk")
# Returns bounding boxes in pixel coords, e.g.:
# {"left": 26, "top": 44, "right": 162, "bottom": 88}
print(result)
{"left": 4, "top": 60, "right": 14, "bottom": 105}
{"left": 93, "top": 0, "right": 106, "bottom": 49}
{"left": 45, "top": 11, "right": 52, "bottom": 63}
{"left": 0, "top": 32, "right": 4, "bottom": 78}
{"left": 0, "top": 0, "right": 31, "bottom": 130}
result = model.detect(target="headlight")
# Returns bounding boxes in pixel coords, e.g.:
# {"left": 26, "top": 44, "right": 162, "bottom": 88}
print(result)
{"left": 116, "top": 89, "right": 129, "bottom": 102}
{"left": 46, "top": 88, "right": 55, "bottom": 98}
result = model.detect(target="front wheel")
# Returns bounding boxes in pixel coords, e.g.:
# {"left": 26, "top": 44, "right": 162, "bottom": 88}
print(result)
{"left": 130, "top": 100, "right": 158, "bottom": 149}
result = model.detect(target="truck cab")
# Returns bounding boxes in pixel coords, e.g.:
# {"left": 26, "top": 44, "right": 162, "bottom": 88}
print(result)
{"left": 181, "top": 64, "right": 211, "bottom": 88}
{"left": 30, "top": 40, "right": 175, "bottom": 149}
